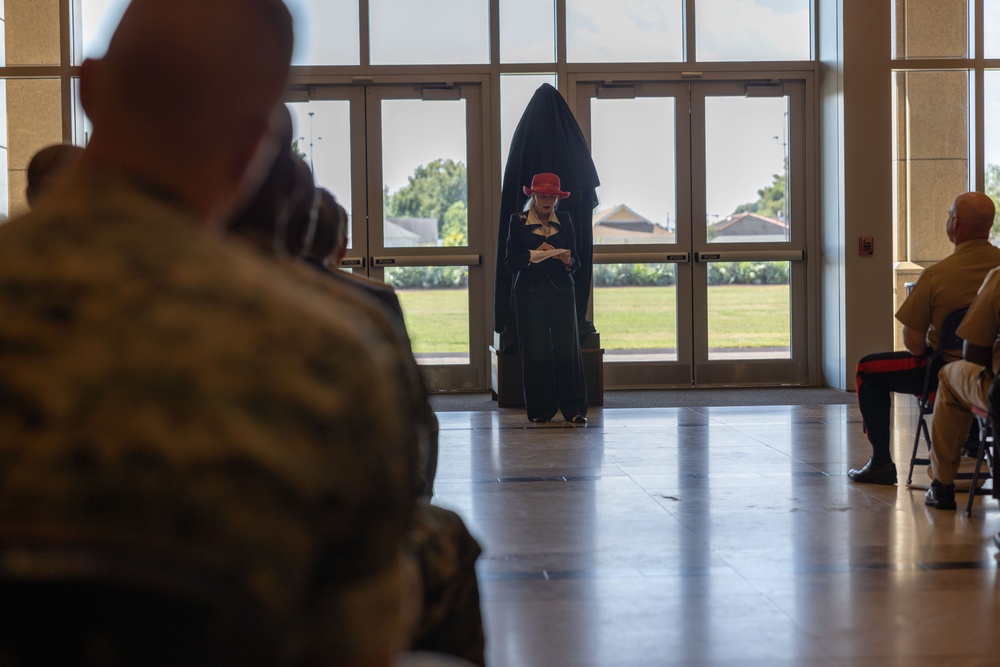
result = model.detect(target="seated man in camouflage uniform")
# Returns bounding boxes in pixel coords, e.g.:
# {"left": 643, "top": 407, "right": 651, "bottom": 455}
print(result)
{"left": 0, "top": 1, "right": 421, "bottom": 665}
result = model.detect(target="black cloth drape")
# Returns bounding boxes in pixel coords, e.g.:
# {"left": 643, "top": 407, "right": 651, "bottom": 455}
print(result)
{"left": 493, "top": 84, "right": 600, "bottom": 346}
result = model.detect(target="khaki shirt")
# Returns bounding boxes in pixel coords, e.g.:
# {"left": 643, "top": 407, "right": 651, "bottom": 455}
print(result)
{"left": 895, "top": 239, "right": 1000, "bottom": 353}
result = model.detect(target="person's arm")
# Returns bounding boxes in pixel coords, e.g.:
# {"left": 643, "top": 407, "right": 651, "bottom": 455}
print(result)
{"left": 560, "top": 213, "right": 579, "bottom": 272}
{"left": 503, "top": 215, "right": 532, "bottom": 273}
{"left": 901, "top": 325, "right": 928, "bottom": 356}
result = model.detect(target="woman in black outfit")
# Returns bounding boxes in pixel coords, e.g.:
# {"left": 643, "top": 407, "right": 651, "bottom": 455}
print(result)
{"left": 504, "top": 172, "right": 587, "bottom": 424}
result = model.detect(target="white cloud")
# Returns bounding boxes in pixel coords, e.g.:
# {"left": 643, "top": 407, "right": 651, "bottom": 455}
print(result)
{"left": 696, "top": 0, "right": 810, "bottom": 61}
{"left": 567, "top": 0, "right": 685, "bottom": 63}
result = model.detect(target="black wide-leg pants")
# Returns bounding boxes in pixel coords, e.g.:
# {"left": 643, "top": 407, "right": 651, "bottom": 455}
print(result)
{"left": 514, "top": 278, "right": 587, "bottom": 421}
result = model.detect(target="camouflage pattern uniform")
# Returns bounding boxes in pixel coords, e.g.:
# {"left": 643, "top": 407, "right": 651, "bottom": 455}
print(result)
{"left": 407, "top": 500, "right": 486, "bottom": 666}
{"left": 0, "top": 172, "right": 418, "bottom": 663}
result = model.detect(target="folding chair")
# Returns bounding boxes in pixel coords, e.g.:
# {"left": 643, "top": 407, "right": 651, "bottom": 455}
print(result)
{"left": 906, "top": 306, "right": 969, "bottom": 486}
{"left": 965, "top": 400, "right": 997, "bottom": 516}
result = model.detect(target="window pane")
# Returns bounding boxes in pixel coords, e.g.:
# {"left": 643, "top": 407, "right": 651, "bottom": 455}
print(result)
{"left": 987, "top": 0, "right": 1000, "bottom": 59}
{"left": 385, "top": 266, "right": 470, "bottom": 365}
{"left": 500, "top": 74, "right": 556, "bottom": 178}
{"left": 288, "top": 101, "right": 354, "bottom": 248}
{"left": 706, "top": 262, "right": 790, "bottom": 360}
{"left": 986, "top": 71, "right": 1000, "bottom": 239}
{"left": 501, "top": 0, "right": 555, "bottom": 64}
{"left": 696, "top": 0, "right": 811, "bottom": 62}
{"left": 892, "top": 0, "right": 969, "bottom": 60}
{"left": 288, "top": 0, "right": 359, "bottom": 65}
{"left": 567, "top": 0, "right": 683, "bottom": 63}
{"left": 382, "top": 98, "right": 468, "bottom": 247}
{"left": 76, "top": 0, "right": 129, "bottom": 63}
{"left": 78, "top": 0, "right": 359, "bottom": 65}
{"left": 0, "top": 80, "right": 8, "bottom": 219}
{"left": 705, "top": 96, "right": 790, "bottom": 243}
{"left": 591, "top": 96, "right": 677, "bottom": 245}
{"left": 370, "top": 0, "right": 488, "bottom": 65}
{"left": 892, "top": 70, "right": 969, "bottom": 261}
{"left": 593, "top": 263, "right": 678, "bottom": 362}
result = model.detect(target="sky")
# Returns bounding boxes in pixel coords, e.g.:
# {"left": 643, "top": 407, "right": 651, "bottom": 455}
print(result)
{"left": 78, "top": 0, "right": 1000, "bottom": 226}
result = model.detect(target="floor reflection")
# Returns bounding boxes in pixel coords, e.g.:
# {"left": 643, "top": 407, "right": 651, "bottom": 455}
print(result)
{"left": 431, "top": 401, "right": 1000, "bottom": 667}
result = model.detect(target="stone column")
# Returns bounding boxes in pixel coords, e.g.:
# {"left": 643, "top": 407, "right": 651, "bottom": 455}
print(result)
{"left": 4, "top": 0, "right": 63, "bottom": 219}
{"left": 891, "top": 0, "right": 969, "bottom": 349}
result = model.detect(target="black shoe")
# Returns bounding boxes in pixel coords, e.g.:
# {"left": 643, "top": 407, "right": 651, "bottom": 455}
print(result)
{"left": 925, "top": 480, "right": 957, "bottom": 510}
{"left": 847, "top": 459, "right": 897, "bottom": 485}
{"left": 531, "top": 417, "right": 550, "bottom": 423}
{"left": 568, "top": 415, "right": 587, "bottom": 424}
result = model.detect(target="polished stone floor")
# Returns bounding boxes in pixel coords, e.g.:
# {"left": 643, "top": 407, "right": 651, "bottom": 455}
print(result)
{"left": 430, "top": 399, "right": 1000, "bottom": 667}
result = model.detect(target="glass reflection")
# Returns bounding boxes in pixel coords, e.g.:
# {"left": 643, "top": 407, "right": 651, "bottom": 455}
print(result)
{"left": 591, "top": 97, "right": 677, "bottom": 245}
{"left": 501, "top": 0, "right": 555, "bottom": 64}
{"left": 500, "top": 74, "right": 557, "bottom": 178}
{"left": 706, "top": 261, "right": 790, "bottom": 360}
{"left": 567, "top": 0, "right": 683, "bottom": 63}
{"left": 593, "top": 263, "right": 678, "bottom": 362}
{"left": 287, "top": 0, "right": 359, "bottom": 65}
{"left": 288, "top": 101, "right": 353, "bottom": 247}
{"left": 705, "top": 96, "right": 790, "bottom": 243}
{"left": 986, "top": 71, "right": 1000, "bottom": 245}
{"left": 370, "top": 0, "right": 488, "bottom": 65}
{"left": 988, "top": 1, "right": 1000, "bottom": 59}
{"left": 696, "top": 0, "right": 810, "bottom": 62}
{"left": 384, "top": 266, "right": 470, "bottom": 365}
{"left": 381, "top": 98, "right": 468, "bottom": 248}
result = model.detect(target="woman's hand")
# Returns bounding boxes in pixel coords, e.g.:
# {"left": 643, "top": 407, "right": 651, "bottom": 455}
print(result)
{"left": 538, "top": 241, "right": 555, "bottom": 251}
{"left": 558, "top": 250, "right": 572, "bottom": 266}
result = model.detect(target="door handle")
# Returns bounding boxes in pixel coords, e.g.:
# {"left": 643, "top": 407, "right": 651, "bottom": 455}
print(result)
{"left": 370, "top": 254, "right": 482, "bottom": 267}
{"left": 695, "top": 250, "right": 804, "bottom": 262}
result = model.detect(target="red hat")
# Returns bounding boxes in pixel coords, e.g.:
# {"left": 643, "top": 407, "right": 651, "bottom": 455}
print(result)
{"left": 523, "top": 173, "right": 570, "bottom": 199}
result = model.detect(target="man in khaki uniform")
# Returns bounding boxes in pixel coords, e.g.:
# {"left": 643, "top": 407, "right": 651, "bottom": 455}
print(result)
{"left": 925, "top": 265, "right": 1000, "bottom": 509}
{"left": 850, "top": 192, "right": 1000, "bottom": 485}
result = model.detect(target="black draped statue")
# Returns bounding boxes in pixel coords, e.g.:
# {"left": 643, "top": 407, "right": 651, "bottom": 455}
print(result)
{"left": 493, "top": 84, "right": 600, "bottom": 348}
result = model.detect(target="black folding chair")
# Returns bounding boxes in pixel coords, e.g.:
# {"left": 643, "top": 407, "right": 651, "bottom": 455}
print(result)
{"left": 906, "top": 306, "right": 969, "bottom": 486}
{"left": 966, "top": 374, "right": 999, "bottom": 516}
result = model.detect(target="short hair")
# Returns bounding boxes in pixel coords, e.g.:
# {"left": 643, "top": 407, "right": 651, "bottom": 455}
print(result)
{"left": 25, "top": 143, "right": 83, "bottom": 207}
{"left": 227, "top": 105, "right": 297, "bottom": 245}
{"left": 306, "top": 189, "right": 347, "bottom": 262}
{"left": 283, "top": 156, "right": 318, "bottom": 257}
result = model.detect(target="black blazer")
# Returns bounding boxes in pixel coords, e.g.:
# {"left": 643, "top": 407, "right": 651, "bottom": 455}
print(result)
{"left": 504, "top": 211, "right": 579, "bottom": 292}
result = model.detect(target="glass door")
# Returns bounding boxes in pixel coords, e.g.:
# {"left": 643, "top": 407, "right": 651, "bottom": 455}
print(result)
{"left": 288, "top": 83, "right": 487, "bottom": 391}
{"left": 576, "top": 78, "right": 809, "bottom": 387}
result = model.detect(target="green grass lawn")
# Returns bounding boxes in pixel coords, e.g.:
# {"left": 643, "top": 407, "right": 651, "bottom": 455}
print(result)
{"left": 395, "top": 284, "right": 790, "bottom": 353}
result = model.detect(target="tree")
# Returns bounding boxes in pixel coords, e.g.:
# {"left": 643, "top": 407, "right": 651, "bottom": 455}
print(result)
{"left": 987, "top": 163, "right": 1000, "bottom": 241}
{"left": 387, "top": 159, "right": 468, "bottom": 237}
{"left": 441, "top": 200, "right": 468, "bottom": 247}
{"left": 732, "top": 160, "right": 787, "bottom": 220}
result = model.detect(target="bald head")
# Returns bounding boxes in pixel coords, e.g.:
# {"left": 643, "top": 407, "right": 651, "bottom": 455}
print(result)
{"left": 948, "top": 191, "right": 997, "bottom": 244}
{"left": 80, "top": 0, "right": 294, "bottom": 220}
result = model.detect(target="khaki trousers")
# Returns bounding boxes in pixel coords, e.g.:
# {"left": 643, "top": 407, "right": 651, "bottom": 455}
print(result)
{"left": 929, "top": 360, "right": 991, "bottom": 484}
